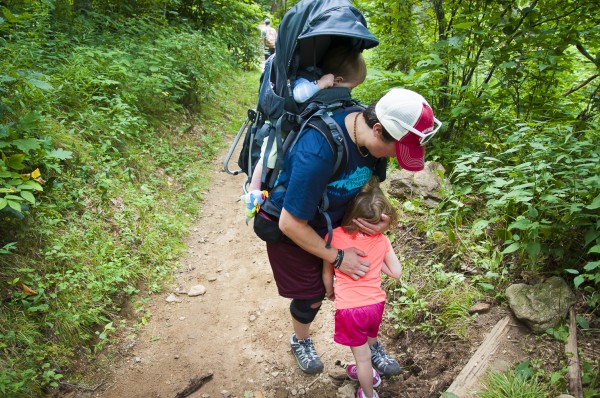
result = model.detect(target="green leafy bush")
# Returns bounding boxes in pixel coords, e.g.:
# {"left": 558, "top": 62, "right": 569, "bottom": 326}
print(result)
{"left": 0, "top": 4, "right": 258, "bottom": 395}
{"left": 440, "top": 122, "right": 599, "bottom": 301}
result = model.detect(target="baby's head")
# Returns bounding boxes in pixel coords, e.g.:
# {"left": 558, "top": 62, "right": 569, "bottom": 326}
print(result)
{"left": 321, "top": 46, "right": 367, "bottom": 89}
{"left": 341, "top": 176, "right": 398, "bottom": 235}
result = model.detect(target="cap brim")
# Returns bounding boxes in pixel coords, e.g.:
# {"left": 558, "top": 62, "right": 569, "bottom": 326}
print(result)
{"left": 395, "top": 133, "right": 424, "bottom": 171}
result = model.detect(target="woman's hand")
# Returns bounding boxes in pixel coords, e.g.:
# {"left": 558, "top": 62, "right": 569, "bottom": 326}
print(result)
{"left": 338, "top": 247, "right": 370, "bottom": 280}
{"left": 353, "top": 213, "right": 390, "bottom": 235}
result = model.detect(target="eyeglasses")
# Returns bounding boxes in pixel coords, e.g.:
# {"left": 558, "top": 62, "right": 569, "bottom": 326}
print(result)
{"left": 397, "top": 117, "right": 442, "bottom": 145}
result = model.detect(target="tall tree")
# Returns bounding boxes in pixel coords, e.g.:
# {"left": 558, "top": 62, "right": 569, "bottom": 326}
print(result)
{"left": 360, "top": 0, "right": 599, "bottom": 141}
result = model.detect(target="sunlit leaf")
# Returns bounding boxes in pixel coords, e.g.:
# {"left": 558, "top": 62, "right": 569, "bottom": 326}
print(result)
{"left": 28, "top": 79, "right": 53, "bottom": 90}
{"left": 12, "top": 138, "right": 40, "bottom": 153}
{"left": 576, "top": 315, "right": 590, "bottom": 330}
{"left": 509, "top": 218, "right": 533, "bottom": 230}
{"left": 588, "top": 245, "right": 600, "bottom": 254}
{"left": 7, "top": 199, "right": 21, "bottom": 212}
{"left": 472, "top": 219, "right": 489, "bottom": 236}
{"left": 502, "top": 242, "right": 521, "bottom": 254}
{"left": 478, "top": 283, "right": 494, "bottom": 291}
{"left": 586, "top": 194, "right": 600, "bottom": 210}
{"left": 21, "top": 180, "right": 43, "bottom": 191}
{"left": 564, "top": 269, "right": 579, "bottom": 275}
{"left": 46, "top": 148, "right": 73, "bottom": 160}
{"left": 20, "top": 191, "right": 35, "bottom": 204}
{"left": 583, "top": 261, "right": 599, "bottom": 272}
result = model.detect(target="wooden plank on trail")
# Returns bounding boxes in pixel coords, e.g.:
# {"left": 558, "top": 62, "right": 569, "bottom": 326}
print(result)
{"left": 444, "top": 315, "right": 511, "bottom": 397}
{"left": 566, "top": 306, "right": 583, "bottom": 398}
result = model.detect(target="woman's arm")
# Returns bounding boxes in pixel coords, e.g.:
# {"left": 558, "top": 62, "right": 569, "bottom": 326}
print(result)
{"left": 381, "top": 245, "right": 402, "bottom": 279}
{"left": 279, "top": 208, "right": 370, "bottom": 280}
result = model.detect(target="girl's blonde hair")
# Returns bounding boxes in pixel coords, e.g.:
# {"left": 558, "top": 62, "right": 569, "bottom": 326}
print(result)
{"left": 341, "top": 176, "right": 398, "bottom": 235}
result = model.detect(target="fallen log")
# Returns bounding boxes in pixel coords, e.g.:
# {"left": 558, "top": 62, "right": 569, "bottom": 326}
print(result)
{"left": 566, "top": 306, "right": 583, "bottom": 398}
{"left": 445, "top": 316, "right": 511, "bottom": 397}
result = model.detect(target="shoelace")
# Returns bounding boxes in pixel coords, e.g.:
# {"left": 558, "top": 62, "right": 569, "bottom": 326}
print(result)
{"left": 298, "top": 339, "right": 318, "bottom": 361}
{"left": 372, "top": 344, "right": 392, "bottom": 366}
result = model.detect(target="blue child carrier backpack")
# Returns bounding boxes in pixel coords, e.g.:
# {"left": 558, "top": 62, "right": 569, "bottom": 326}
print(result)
{"left": 223, "top": 0, "right": 379, "bottom": 246}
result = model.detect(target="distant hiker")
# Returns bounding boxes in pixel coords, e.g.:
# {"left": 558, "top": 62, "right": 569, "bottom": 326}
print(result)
{"left": 322, "top": 176, "right": 402, "bottom": 398}
{"left": 266, "top": 88, "right": 442, "bottom": 376}
{"left": 262, "top": 19, "right": 277, "bottom": 60}
{"left": 248, "top": 46, "right": 367, "bottom": 192}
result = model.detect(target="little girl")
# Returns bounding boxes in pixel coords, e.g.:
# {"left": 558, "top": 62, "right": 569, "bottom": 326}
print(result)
{"left": 322, "top": 177, "right": 402, "bottom": 398}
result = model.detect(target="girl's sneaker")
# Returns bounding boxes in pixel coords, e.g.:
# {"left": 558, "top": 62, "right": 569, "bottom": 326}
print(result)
{"left": 346, "top": 364, "right": 382, "bottom": 388}
{"left": 357, "top": 387, "right": 380, "bottom": 398}
{"left": 370, "top": 341, "right": 401, "bottom": 377}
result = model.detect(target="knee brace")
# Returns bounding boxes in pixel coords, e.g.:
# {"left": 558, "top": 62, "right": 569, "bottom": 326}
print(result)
{"left": 290, "top": 298, "right": 322, "bottom": 324}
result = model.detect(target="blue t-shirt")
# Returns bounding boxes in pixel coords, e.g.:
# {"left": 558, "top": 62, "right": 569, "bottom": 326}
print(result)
{"left": 268, "top": 111, "right": 386, "bottom": 237}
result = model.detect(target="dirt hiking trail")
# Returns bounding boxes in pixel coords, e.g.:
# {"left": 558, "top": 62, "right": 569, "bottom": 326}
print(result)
{"left": 74, "top": 145, "right": 540, "bottom": 398}
{"left": 94, "top": 147, "right": 364, "bottom": 398}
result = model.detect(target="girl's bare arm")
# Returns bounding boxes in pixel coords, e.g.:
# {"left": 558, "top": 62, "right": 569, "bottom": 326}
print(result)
{"left": 381, "top": 246, "right": 402, "bottom": 279}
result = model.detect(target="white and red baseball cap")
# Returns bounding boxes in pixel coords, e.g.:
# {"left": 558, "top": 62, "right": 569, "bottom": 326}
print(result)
{"left": 375, "top": 88, "right": 442, "bottom": 171}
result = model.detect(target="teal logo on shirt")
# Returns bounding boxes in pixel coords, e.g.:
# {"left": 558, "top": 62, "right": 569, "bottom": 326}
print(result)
{"left": 328, "top": 166, "right": 373, "bottom": 193}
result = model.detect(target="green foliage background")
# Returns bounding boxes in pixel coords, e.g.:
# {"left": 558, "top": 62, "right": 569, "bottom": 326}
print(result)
{"left": 0, "top": 0, "right": 598, "bottom": 396}
{"left": 0, "top": 1, "right": 262, "bottom": 395}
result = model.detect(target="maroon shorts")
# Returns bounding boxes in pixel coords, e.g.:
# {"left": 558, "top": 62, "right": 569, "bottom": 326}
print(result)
{"left": 266, "top": 241, "right": 325, "bottom": 300}
{"left": 334, "top": 301, "right": 385, "bottom": 347}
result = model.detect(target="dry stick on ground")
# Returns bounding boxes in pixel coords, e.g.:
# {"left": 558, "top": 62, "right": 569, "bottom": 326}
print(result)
{"left": 174, "top": 372, "right": 214, "bottom": 398}
{"left": 566, "top": 306, "right": 583, "bottom": 398}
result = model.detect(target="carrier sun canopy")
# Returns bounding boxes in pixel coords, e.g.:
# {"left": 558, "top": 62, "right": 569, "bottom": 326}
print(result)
{"left": 273, "top": 0, "right": 379, "bottom": 98}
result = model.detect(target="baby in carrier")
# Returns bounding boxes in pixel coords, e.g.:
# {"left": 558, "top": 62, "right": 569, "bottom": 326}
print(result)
{"left": 249, "top": 46, "right": 367, "bottom": 192}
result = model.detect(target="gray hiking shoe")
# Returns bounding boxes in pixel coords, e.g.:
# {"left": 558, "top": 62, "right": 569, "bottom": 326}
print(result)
{"left": 290, "top": 333, "right": 324, "bottom": 374}
{"left": 370, "top": 341, "right": 401, "bottom": 377}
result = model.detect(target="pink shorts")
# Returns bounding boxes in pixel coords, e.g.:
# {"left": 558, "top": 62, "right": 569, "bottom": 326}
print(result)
{"left": 334, "top": 301, "right": 385, "bottom": 347}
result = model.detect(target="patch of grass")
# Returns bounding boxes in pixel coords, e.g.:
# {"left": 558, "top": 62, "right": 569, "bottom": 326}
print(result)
{"left": 386, "top": 257, "right": 482, "bottom": 338}
{"left": 476, "top": 367, "right": 550, "bottom": 398}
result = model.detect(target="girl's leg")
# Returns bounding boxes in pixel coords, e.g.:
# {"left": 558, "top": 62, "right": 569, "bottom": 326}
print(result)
{"left": 351, "top": 343, "right": 374, "bottom": 398}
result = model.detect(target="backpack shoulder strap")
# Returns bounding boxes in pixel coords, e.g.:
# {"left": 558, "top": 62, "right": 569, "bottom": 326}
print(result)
{"left": 305, "top": 112, "right": 347, "bottom": 182}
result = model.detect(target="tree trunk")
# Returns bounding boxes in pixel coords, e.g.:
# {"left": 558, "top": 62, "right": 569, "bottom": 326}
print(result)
{"left": 433, "top": 0, "right": 450, "bottom": 121}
